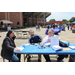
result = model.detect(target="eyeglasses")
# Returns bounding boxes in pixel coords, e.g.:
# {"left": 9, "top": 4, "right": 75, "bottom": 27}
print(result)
{"left": 12, "top": 33, "right": 14, "bottom": 34}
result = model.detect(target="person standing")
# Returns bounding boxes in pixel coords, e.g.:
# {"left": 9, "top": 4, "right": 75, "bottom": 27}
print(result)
{"left": 68, "top": 25, "right": 69, "bottom": 30}
{"left": 36, "top": 25, "right": 38, "bottom": 31}
{"left": 38, "top": 24, "right": 41, "bottom": 31}
{"left": 45, "top": 25, "right": 50, "bottom": 35}
{"left": 2, "top": 25, "right": 5, "bottom": 31}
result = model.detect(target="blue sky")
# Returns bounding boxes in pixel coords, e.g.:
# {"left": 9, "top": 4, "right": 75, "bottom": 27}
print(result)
{"left": 46, "top": 12, "right": 75, "bottom": 22}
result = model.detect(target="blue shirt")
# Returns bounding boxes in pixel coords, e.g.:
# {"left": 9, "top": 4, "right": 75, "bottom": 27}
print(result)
{"left": 28, "top": 34, "right": 42, "bottom": 43}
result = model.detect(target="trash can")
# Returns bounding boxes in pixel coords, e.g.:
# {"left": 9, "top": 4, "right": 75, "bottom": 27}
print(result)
{"left": 72, "top": 28, "right": 75, "bottom": 33}
{"left": 7, "top": 26, "right": 11, "bottom": 31}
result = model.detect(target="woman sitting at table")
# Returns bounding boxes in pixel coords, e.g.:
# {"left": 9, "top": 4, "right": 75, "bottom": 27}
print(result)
{"left": 43, "top": 29, "right": 65, "bottom": 62}
{"left": 1, "top": 30, "right": 21, "bottom": 62}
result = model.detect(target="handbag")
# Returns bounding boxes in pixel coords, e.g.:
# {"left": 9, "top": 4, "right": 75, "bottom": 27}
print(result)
{"left": 59, "top": 40, "right": 69, "bottom": 47}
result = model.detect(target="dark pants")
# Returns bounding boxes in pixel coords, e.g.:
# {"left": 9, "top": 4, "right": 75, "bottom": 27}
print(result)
{"left": 43, "top": 55, "right": 51, "bottom": 62}
{"left": 43, "top": 54, "right": 65, "bottom": 62}
{"left": 2, "top": 53, "right": 19, "bottom": 62}
{"left": 16, "top": 54, "right": 21, "bottom": 62}
{"left": 57, "top": 55, "right": 65, "bottom": 61}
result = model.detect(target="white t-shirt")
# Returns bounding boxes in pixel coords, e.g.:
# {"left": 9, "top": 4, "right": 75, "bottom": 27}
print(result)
{"left": 42, "top": 35, "right": 61, "bottom": 43}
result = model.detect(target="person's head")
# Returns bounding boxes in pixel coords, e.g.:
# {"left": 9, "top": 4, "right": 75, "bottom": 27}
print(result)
{"left": 48, "top": 29, "right": 54, "bottom": 37}
{"left": 29, "top": 29, "right": 34, "bottom": 36}
{"left": 53, "top": 25, "right": 55, "bottom": 29}
{"left": 6, "top": 30, "right": 15, "bottom": 39}
{"left": 47, "top": 25, "right": 49, "bottom": 29}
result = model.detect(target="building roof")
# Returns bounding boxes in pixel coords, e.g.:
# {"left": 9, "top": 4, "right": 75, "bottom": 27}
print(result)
{"left": 23, "top": 12, "right": 51, "bottom": 18}
{"left": 46, "top": 21, "right": 64, "bottom": 24}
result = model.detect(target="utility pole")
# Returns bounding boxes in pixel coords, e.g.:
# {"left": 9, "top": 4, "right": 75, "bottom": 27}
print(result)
{"left": 43, "top": 12, "right": 45, "bottom": 28}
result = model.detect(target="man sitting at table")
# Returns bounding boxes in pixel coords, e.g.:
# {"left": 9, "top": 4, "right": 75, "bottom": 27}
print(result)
{"left": 28, "top": 29, "right": 43, "bottom": 62}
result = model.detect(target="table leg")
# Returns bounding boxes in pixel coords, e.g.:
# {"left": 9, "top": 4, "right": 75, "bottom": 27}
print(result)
{"left": 74, "top": 55, "right": 75, "bottom": 62}
{"left": 24, "top": 54, "right": 27, "bottom": 62}
{"left": 69, "top": 55, "right": 75, "bottom": 62}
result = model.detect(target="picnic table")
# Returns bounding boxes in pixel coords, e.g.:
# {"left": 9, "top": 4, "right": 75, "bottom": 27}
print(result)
{"left": 14, "top": 42, "right": 75, "bottom": 62}
{"left": 14, "top": 30, "right": 29, "bottom": 38}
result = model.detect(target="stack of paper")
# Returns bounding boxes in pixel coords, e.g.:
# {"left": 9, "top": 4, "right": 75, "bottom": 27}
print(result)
{"left": 52, "top": 45, "right": 62, "bottom": 51}
{"left": 17, "top": 47, "right": 24, "bottom": 51}
{"left": 69, "top": 46, "right": 75, "bottom": 49}
{"left": 44, "top": 43, "right": 51, "bottom": 46}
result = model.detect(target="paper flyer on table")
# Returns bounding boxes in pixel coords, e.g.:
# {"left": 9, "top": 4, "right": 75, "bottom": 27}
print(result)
{"left": 17, "top": 47, "right": 24, "bottom": 51}
{"left": 69, "top": 46, "right": 75, "bottom": 49}
{"left": 52, "top": 45, "right": 62, "bottom": 51}
{"left": 51, "top": 37, "right": 59, "bottom": 47}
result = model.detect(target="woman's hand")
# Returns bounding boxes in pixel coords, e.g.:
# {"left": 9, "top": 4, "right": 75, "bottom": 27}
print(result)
{"left": 14, "top": 48, "right": 21, "bottom": 51}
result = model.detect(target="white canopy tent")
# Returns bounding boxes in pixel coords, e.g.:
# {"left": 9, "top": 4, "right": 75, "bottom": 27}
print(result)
{"left": 0, "top": 20, "right": 13, "bottom": 24}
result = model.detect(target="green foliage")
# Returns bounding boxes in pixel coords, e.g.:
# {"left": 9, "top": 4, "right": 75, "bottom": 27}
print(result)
{"left": 49, "top": 19, "right": 56, "bottom": 21}
{"left": 49, "top": 17, "right": 75, "bottom": 23}
{"left": 62, "top": 19, "right": 70, "bottom": 23}
{"left": 70, "top": 17, "right": 75, "bottom": 22}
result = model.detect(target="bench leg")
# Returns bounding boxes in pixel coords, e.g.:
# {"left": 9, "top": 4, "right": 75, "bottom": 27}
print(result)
{"left": 3, "top": 58, "right": 5, "bottom": 62}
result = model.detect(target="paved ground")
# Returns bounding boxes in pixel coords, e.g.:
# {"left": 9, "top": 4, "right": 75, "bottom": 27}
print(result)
{"left": 0, "top": 27, "right": 75, "bottom": 62}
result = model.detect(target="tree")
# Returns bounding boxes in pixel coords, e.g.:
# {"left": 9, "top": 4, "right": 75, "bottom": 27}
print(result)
{"left": 62, "top": 19, "right": 70, "bottom": 24}
{"left": 70, "top": 17, "right": 75, "bottom": 22}
{"left": 49, "top": 19, "right": 56, "bottom": 21}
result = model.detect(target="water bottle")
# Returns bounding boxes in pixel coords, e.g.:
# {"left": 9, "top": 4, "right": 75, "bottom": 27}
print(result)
{"left": 21, "top": 44, "right": 25, "bottom": 48}
{"left": 38, "top": 43, "right": 41, "bottom": 48}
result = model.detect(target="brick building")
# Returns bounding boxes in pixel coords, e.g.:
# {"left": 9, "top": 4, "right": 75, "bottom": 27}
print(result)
{"left": 0, "top": 12, "right": 51, "bottom": 27}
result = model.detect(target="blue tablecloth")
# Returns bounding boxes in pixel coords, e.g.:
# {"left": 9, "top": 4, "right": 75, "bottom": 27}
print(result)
{"left": 14, "top": 44, "right": 75, "bottom": 55}
{"left": 55, "top": 27, "right": 63, "bottom": 31}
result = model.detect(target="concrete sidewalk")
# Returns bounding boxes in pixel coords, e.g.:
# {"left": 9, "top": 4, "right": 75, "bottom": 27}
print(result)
{"left": 0, "top": 27, "right": 75, "bottom": 62}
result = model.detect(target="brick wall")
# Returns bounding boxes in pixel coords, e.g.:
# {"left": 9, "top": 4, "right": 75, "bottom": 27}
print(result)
{"left": 0, "top": 12, "right": 23, "bottom": 27}
{"left": 9, "top": 12, "right": 23, "bottom": 27}
{"left": 0, "top": 12, "right": 46, "bottom": 27}
{"left": 0, "top": 12, "right": 6, "bottom": 20}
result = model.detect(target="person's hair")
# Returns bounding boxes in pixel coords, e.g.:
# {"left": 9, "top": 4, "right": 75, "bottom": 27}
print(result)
{"left": 53, "top": 25, "right": 55, "bottom": 28}
{"left": 48, "top": 29, "right": 54, "bottom": 34}
{"left": 6, "top": 30, "right": 13, "bottom": 37}
{"left": 47, "top": 25, "right": 49, "bottom": 29}
{"left": 29, "top": 29, "right": 34, "bottom": 33}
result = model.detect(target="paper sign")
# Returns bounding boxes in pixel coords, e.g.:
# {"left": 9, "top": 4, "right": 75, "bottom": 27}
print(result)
{"left": 51, "top": 37, "right": 59, "bottom": 47}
